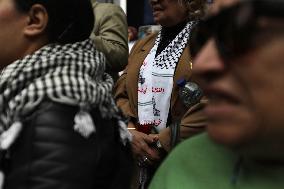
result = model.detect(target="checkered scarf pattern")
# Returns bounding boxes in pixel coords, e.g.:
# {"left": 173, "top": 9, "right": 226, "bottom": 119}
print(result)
{"left": 0, "top": 39, "right": 117, "bottom": 132}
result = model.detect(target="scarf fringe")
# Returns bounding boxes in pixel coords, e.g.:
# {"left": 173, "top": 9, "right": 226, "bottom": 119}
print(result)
{"left": 74, "top": 110, "right": 96, "bottom": 138}
{"left": 0, "top": 121, "right": 23, "bottom": 150}
{"left": 0, "top": 171, "right": 4, "bottom": 189}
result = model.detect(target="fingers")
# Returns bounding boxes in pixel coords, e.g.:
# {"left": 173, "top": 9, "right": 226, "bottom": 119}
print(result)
{"left": 148, "top": 134, "right": 159, "bottom": 141}
{"left": 130, "top": 130, "right": 160, "bottom": 161}
{"left": 140, "top": 141, "right": 160, "bottom": 160}
{"left": 143, "top": 133, "right": 156, "bottom": 144}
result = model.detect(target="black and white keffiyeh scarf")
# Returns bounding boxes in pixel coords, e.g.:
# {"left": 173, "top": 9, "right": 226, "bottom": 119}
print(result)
{"left": 0, "top": 39, "right": 131, "bottom": 150}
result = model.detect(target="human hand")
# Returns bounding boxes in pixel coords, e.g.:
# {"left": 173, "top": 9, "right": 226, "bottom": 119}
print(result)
{"left": 128, "top": 122, "right": 160, "bottom": 162}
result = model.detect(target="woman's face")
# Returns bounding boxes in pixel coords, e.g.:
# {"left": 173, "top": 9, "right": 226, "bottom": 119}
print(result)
{"left": 0, "top": 0, "right": 27, "bottom": 69}
{"left": 149, "top": 0, "right": 188, "bottom": 27}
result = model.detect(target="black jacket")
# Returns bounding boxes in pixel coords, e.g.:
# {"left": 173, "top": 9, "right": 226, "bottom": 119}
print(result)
{"left": 3, "top": 100, "right": 133, "bottom": 189}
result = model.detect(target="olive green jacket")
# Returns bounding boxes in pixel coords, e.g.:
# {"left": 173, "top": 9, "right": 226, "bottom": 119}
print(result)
{"left": 90, "top": 1, "right": 128, "bottom": 72}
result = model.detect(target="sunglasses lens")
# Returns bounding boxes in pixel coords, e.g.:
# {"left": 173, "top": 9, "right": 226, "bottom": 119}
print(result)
{"left": 217, "top": 4, "right": 255, "bottom": 60}
{"left": 190, "top": 22, "right": 210, "bottom": 58}
{"left": 190, "top": 2, "right": 257, "bottom": 60}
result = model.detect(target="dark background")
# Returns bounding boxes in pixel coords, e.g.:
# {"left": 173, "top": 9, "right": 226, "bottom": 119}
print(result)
{"left": 97, "top": 0, "right": 155, "bottom": 29}
{"left": 127, "top": 0, "right": 154, "bottom": 29}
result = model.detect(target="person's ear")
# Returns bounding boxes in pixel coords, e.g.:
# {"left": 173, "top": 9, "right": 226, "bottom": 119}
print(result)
{"left": 24, "top": 4, "right": 48, "bottom": 37}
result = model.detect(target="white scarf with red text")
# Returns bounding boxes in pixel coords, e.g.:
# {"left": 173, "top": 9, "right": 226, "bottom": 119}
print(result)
{"left": 137, "top": 22, "right": 194, "bottom": 132}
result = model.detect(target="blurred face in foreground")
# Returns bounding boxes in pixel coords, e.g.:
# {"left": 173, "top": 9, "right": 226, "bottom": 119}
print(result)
{"left": 0, "top": 0, "right": 26, "bottom": 69}
{"left": 192, "top": 0, "right": 284, "bottom": 155}
{"left": 0, "top": 0, "right": 49, "bottom": 70}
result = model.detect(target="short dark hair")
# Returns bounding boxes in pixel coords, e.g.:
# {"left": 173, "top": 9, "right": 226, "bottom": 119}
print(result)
{"left": 14, "top": 0, "right": 94, "bottom": 44}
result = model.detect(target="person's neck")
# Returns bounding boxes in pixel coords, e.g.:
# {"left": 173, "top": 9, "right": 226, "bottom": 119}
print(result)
{"left": 155, "top": 21, "right": 188, "bottom": 57}
{"left": 20, "top": 37, "right": 49, "bottom": 60}
{"left": 161, "top": 21, "right": 188, "bottom": 40}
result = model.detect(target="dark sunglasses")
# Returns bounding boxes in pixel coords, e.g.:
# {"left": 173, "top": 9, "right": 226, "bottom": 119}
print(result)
{"left": 190, "top": 0, "right": 284, "bottom": 60}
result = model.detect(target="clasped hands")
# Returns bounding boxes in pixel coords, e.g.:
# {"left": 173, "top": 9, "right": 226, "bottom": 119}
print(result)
{"left": 128, "top": 121, "right": 162, "bottom": 166}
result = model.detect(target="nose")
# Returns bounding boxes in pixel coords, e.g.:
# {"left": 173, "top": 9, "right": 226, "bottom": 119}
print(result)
{"left": 193, "top": 39, "right": 226, "bottom": 85}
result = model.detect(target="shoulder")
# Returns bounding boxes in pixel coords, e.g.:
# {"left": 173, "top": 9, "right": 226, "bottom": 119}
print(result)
{"left": 23, "top": 99, "right": 121, "bottom": 152}
{"left": 93, "top": 2, "right": 124, "bottom": 14}
{"left": 92, "top": 3, "right": 126, "bottom": 29}
{"left": 26, "top": 100, "right": 78, "bottom": 127}
{"left": 25, "top": 100, "right": 108, "bottom": 132}
{"left": 150, "top": 134, "right": 237, "bottom": 189}
{"left": 139, "top": 33, "right": 158, "bottom": 45}
{"left": 130, "top": 33, "right": 158, "bottom": 55}
{"left": 165, "top": 133, "right": 227, "bottom": 164}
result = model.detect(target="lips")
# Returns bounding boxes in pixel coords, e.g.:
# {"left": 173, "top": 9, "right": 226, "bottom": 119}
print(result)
{"left": 152, "top": 6, "right": 163, "bottom": 12}
{"left": 203, "top": 86, "right": 242, "bottom": 117}
{"left": 204, "top": 87, "right": 240, "bottom": 105}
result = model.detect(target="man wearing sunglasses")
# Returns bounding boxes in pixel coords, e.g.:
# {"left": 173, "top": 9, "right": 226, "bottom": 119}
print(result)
{"left": 149, "top": 0, "right": 284, "bottom": 188}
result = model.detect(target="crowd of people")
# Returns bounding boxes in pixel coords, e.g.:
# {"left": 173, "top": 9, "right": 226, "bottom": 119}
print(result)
{"left": 0, "top": 0, "right": 283, "bottom": 189}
